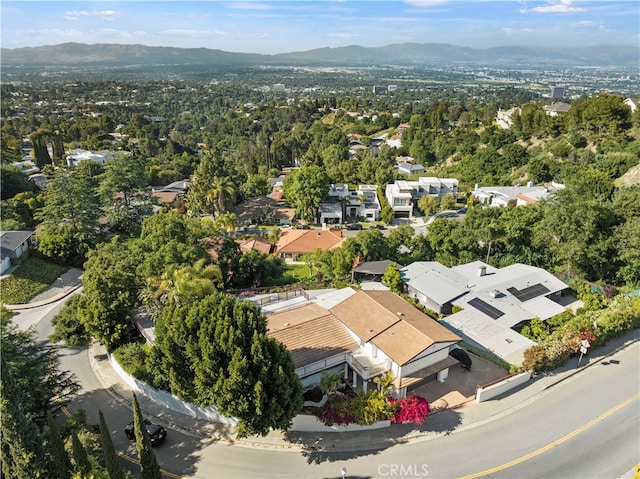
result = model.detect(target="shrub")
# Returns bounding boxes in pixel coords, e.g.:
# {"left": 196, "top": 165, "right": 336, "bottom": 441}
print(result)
{"left": 389, "top": 394, "right": 431, "bottom": 425}
{"left": 50, "top": 295, "right": 91, "bottom": 347}
{"left": 521, "top": 344, "right": 549, "bottom": 374}
{"left": 315, "top": 390, "right": 396, "bottom": 427}
{"left": 113, "top": 341, "right": 154, "bottom": 383}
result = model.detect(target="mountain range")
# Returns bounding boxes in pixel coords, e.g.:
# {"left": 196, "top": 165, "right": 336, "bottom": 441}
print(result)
{"left": 2, "top": 42, "right": 638, "bottom": 68}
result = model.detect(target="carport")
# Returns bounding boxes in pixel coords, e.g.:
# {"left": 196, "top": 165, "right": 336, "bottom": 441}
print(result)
{"left": 351, "top": 260, "right": 396, "bottom": 282}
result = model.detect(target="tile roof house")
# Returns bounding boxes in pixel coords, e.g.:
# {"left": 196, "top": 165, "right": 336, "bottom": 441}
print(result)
{"left": 401, "top": 260, "right": 569, "bottom": 366}
{"left": 543, "top": 101, "right": 571, "bottom": 117}
{"left": 263, "top": 288, "right": 461, "bottom": 397}
{"left": 237, "top": 236, "right": 274, "bottom": 255}
{"left": 0, "top": 230, "right": 34, "bottom": 275}
{"left": 275, "top": 229, "right": 344, "bottom": 261}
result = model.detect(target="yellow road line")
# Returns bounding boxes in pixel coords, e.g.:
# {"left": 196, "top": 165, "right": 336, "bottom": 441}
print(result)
{"left": 458, "top": 392, "right": 640, "bottom": 479}
{"left": 63, "top": 402, "right": 186, "bottom": 478}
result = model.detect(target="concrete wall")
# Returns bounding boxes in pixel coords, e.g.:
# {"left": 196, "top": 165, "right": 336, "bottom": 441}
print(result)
{"left": 109, "top": 354, "right": 237, "bottom": 426}
{"left": 290, "top": 414, "right": 390, "bottom": 432}
{"left": 475, "top": 371, "right": 531, "bottom": 403}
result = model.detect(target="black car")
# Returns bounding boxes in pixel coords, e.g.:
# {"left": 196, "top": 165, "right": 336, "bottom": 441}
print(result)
{"left": 124, "top": 419, "right": 167, "bottom": 446}
{"left": 346, "top": 223, "right": 362, "bottom": 230}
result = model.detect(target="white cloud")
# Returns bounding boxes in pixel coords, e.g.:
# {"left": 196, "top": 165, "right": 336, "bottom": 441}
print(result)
{"left": 65, "top": 11, "right": 89, "bottom": 17}
{"left": 94, "top": 10, "right": 121, "bottom": 22}
{"left": 403, "top": 0, "right": 450, "bottom": 6}
{"left": 225, "top": 2, "right": 271, "bottom": 10}
{"left": 531, "top": 0, "right": 585, "bottom": 13}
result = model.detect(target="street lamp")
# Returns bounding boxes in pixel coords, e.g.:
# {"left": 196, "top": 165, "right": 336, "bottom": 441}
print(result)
{"left": 340, "top": 466, "right": 346, "bottom": 479}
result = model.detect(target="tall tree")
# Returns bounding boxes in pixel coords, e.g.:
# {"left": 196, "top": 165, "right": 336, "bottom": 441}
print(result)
{"left": 36, "top": 167, "right": 102, "bottom": 264}
{"left": 99, "top": 155, "right": 153, "bottom": 233}
{"left": 45, "top": 413, "right": 72, "bottom": 479}
{"left": 282, "top": 165, "right": 329, "bottom": 223}
{"left": 151, "top": 293, "right": 303, "bottom": 438}
{"left": 70, "top": 431, "right": 91, "bottom": 477}
{"left": 77, "top": 239, "right": 140, "bottom": 352}
{"left": 0, "top": 356, "right": 48, "bottom": 479}
{"left": 132, "top": 393, "right": 162, "bottom": 479}
{"left": 98, "top": 410, "right": 126, "bottom": 479}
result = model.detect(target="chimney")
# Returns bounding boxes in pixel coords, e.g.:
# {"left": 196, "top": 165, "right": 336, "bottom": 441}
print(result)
{"left": 477, "top": 266, "right": 487, "bottom": 277}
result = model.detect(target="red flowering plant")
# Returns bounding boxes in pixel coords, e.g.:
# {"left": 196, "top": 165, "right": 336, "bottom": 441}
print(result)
{"left": 388, "top": 394, "right": 431, "bottom": 425}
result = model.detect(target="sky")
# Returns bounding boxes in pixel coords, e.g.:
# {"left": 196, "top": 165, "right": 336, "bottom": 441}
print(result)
{"left": 2, "top": 1, "right": 638, "bottom": 55}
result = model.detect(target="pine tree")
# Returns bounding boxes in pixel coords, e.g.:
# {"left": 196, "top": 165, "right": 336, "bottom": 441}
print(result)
{"left": 98, "top": 410, "right": 127, "bottom": 479}
{"left": 132, "top": 393, "right": 162, "bottom": 479}
{"left": 46, "top": 413, "right": 72, "bottom": 479}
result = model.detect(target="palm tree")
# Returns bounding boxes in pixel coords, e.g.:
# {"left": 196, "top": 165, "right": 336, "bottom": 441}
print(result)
{"left": 214, "top": 211, "right": 239, "bottom": 235}
{"left": 208, "top": 176, "right": 236, "bottom": 217}
{"left": 147, "top": 259, "right": 222, "bottom": 309}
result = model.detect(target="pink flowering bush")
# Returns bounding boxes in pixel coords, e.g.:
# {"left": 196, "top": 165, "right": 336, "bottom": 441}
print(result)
{"left": 389, "top": 394, "right": 431, "bottom": 425}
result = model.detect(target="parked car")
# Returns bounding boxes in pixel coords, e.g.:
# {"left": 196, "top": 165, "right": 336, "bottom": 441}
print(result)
{"left": 297, "top": 224, "right": 311, "bottom": 229}
{"left": 124, "top": 419, "right": 167, "bottom": 446}
{"left": 457, "top": 207, "right": 468, "bottom": 214}
{"left": 346, "top": 223, "right": 362, "bottom": 230}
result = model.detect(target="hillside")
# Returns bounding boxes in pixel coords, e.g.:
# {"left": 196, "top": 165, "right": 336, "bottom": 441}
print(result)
{"left": 2, "top": 42, "right": 638, "bottom": 68}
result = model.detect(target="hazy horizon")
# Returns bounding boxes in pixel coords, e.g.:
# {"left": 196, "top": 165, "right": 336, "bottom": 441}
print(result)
{"left": 2, "top": 1, "right": 639, "bottom": 55}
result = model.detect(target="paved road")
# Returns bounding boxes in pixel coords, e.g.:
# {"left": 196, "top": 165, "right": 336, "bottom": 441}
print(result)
{"left": 184, "top": 342, "right": 640, "bottom": 478}
{"left": 15, "top": 294, "right": 639, "bottom": 479}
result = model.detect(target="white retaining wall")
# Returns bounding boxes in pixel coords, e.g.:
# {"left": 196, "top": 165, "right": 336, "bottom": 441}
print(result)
{"left": 291, "top": 414, "right": 391, "bottom": 432}
{"left": 475, "top": 371, "right": 531, "bottom": 403}
{"left": 109, "top": 354, "right": 237, "bottom": 426}
{"left": 110, "top": 354, "right": 393, "bottom": 432}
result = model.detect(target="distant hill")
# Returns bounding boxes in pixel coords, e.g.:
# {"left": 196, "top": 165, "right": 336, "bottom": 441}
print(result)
{"left": 2, "top": 42, "right": 638, "bottom": 68}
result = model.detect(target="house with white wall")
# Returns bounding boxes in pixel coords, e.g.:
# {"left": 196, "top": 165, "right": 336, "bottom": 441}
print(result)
{"left": 264, "top": 288, "right": 461, "bottom": 398}
{"left": 385, "top": 177, "right": 459, "bottom": 219}
{"left": 0, "top": 231, "right": 34, "bottom": 274}
{"left": 401, "top": 260, "right": 569, "bottom": 366}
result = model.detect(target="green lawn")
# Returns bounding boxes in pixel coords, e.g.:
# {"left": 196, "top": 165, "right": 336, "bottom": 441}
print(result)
{"left": 285, "top": 263, "right": 312, "bottom": 280}
{"left": 0, "top": 256, "right": 68, "bottom": 305}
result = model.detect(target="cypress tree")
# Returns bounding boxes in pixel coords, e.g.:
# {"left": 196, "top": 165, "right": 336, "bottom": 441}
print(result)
{"left": 70, "top": 431, "right": 91, "bottom": 476}
{"left": 132, "top": 393, "right": 162, "bottom": 479}
{"left": 46, "top": 413, "right": 72, "bottom": 479}
{"left": 98, "top": 410, "right": 126, "bottom": 479}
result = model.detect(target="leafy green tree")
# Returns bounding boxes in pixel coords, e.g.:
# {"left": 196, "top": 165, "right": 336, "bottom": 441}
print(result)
{"left": 1, "top": 315, "right": 79, "bottom": 422}
{"left": 440, "top": 192, "right": 457, "bottom": 210}
{"left": 0, "top": 356, "right": 48, "bottom": 479}
{"left": 77, "top": 239, "right": 140, "bottom": 352}
{"left": 36, "top": 168, "right": 102, "bottom": 264}
{"left": 417, "top": 195, "right": 438, "bottom": 216}
{"left": 387, "top": 224, "right": 414, "bottom": 263}
{"left": 132, "top": 393, "right": 162, "bottom": 479}
{"left": 382, "top": 263, "right": 404, "bottom": 294}
{"left": 614, "top": 217, "right": 640, "bottom": 287}
{"left": 354, "top": 229, "right": 389, "bottom": 262}
{"left": 242, "top": 174, "right": 271, "bottom": 198}
{"left": 1, "top": 165, "right": 35, "bottom": 200}
{"left": 99, "top": 155, "right": 153, "bottom": 233}
{"left": 151, "top": 293, "right": 303, "bottom": 438}
{"left": 282, "top": 165, "right": 329, "bottom": 223}
{"left": 50, "top": 295, "right": 91, "bottom": 347}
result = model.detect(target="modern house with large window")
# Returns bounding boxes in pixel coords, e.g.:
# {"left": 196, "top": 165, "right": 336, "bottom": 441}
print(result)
{"left": 385, "top": 177, "right": 459, "bottom": 218}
